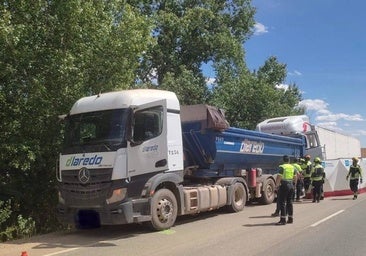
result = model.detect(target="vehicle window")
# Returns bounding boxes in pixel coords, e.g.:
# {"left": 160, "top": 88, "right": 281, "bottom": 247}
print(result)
{"left": 133, "top": 106, "right": 163, "bottom": 142}
{"left": 63, "top": 109, "right": 128, "bottom": 149}
{"left": 306, "top": 133, "right": 319, "bottom": 148}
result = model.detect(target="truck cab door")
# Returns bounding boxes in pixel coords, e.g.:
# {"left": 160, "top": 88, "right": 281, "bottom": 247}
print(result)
{"left": 127, "top": 100, "right": 168, "bottom": 178}
{"left": 304, "top": 130, "right": 323, "bottom": 159}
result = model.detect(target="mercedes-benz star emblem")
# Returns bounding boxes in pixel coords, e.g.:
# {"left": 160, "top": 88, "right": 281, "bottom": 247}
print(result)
{"left": 78, "top": 167, "right": 90, "bottom": 184}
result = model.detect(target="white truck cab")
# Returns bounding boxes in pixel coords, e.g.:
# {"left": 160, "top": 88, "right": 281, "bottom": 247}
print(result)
{"left": 57, "top": 90, "right": 185, "bottom": 229}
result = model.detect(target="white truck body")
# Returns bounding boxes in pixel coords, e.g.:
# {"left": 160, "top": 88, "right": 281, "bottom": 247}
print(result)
{"left": 316, "top": 126, "right": 361, "bottom": 160}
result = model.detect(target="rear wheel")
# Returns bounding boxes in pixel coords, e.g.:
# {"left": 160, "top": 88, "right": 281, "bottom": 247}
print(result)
{"left": 260, "top": 179, "right": 276, "bottom": 205}
{"left": 226, "top": 182, "right": 246, "bottom": 212}
{"left": 149, "top": 189, "right": 178, "bottom": 231}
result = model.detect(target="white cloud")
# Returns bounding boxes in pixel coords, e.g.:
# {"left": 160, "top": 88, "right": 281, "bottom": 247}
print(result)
{"left": 289, "top": 70, "right": 302, "bottom": 76}
{"left": 357, "top": 130, "right": 366, "bottom": 136}
{"left": 205, "top": 77, "right": 216, "bottom": 86}
{"left": 317, "top": 122, "right": 343, "bottom": 133}
{"left": 298, "top": 98, "right": 364, "bottom": 136}
{"left": 253, "top": 22, "right": 268, "bottom": 35}
{"left": 297, "top": 99, "right": 329, "bottom": 112}
{"left": 275, "top": 84, "right": 289, "bottom": 90}
{"left": 317, "top": 121, "right": 337, "bottom": 127}
{"left": 316, "top": 113, "right": 363, "bottom": 122}
{"left": 317, "top": 109, "right": 331, "bottom": 115}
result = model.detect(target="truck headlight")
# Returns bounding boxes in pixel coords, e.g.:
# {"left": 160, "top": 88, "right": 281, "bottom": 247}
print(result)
{"left": 106, "top": 188, "right": 127, "bottom": 204}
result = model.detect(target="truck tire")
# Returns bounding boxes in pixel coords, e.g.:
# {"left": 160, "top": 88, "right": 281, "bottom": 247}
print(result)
{"left": 260, "top": 179, "right": 276, "bottom": 205}
{"left": 149, "top": 188, "right": 178, "bottom": 231}
{"left": 226, "top": 182, "right": 246, "bottom": 212}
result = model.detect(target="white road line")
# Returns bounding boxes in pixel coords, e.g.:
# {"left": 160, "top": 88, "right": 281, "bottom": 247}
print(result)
{"left": 310, "top": 210, "right": 345, "bottom": 227}
{"left": 43, "top": 247, "right": 79, "bottom": 256}
{"left": 41, "top": 237, "right": 122, "bottom": 256}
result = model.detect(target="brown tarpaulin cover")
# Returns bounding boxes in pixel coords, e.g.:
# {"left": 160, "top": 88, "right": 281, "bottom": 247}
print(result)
{"left": 180, "top": 104, "right": 229, "bottom": 131}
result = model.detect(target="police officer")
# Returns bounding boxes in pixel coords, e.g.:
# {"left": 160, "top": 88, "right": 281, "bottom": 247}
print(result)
{"left": 271, "top": 157, "right": 301, "bottom": 217}
{"left": 311, "top": 157, "right": 325, "bottom": 203}
{"left": 301, "top": 155, "right": 312, "bottom": 197}
{"left": 275, "top": 155, "right": 297, "bottom": 225}
{"left": 346, "top": 157, "right": 363, "bottom": 200}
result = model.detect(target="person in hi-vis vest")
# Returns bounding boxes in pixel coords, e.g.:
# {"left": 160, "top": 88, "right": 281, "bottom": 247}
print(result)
{"left": 346, "top": 157, "right": 363, "bottom": 200}
{"left": 275, "top": 155, "right": 297, "bottom": 225}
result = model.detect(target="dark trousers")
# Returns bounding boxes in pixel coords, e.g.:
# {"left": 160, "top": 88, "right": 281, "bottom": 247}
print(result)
{"left": 350, "top": 179, "right": 359, "bottom": 193}
{"left": 303, "top": 177, "right": 311, "bottom": 192}
{"left": 312, "top": 180, "right": 323, "bottom": 202}
{"left": 295, "top": 180, "right": 303, "bottom": 200}
{"left": 277, "top": 182, "right": 294, "bottom": 218}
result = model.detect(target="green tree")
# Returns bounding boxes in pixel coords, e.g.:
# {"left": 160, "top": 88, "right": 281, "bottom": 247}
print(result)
{"left": 129, "top": 0, "right": 255, "bottom": 100}
{"left": 159, "top": 66, "right": 210, "bottom": 105}
{"left": 211, "top": 56, "right": 303, "bottom": 129}
{"left": 254, "top": 56, "right": 303, "bottom": 119}
{"left": 0, "top": 0, "right": 152, "bottom": 237}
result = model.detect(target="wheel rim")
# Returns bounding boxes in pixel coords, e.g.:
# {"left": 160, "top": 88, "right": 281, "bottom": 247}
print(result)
{"left": 234, "top": 186, "right": 244, "bottom": 206}
{"left": 156, "top": 198, "right": 173, "bottom": 223}
{"left": 266, "top": 183, "right": 274, "bottom": 197}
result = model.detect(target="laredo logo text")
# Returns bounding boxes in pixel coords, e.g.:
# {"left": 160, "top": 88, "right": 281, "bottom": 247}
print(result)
{"left": 66, "top": 155, "right": 103, "bottom": 167}
{"left": 240, "top": 139, "right": 264, "bottom": 154}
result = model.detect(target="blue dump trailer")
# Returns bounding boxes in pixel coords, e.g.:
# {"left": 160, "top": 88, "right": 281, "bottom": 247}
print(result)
{"left": 181, "top": 104, "right": 305, "bottom": 204}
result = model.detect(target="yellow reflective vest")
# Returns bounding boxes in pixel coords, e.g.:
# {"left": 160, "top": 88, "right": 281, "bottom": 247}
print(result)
{"left": 347, "top": 165, "right": 362, "bottom": 180}
{"left": 279, "top": 163, "right": 296, "bottom": 181}
{"left": 311, "top": 163, "right": 325, "bottom": 181}
{"left": 302, "top": 161, "right": 312, "bottom": 178}
{"left": 292, "top": 163, "right": 302, "bottom": 175}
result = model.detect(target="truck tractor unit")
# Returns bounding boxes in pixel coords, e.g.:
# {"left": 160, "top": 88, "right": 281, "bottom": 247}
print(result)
{"left": 56, "top": 89, "right": 306, "bottom": 230}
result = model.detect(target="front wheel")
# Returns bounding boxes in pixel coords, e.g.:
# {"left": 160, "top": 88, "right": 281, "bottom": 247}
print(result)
{"left": 149, "top": 188, "right": 178, "bottom": 231}
{"left": 226, "top": 182, "right": 246, "bottom": 212}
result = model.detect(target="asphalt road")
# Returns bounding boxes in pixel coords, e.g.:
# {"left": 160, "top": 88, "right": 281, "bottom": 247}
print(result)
{"left": 1, "top": 194, "right": 364, "bottom": 256}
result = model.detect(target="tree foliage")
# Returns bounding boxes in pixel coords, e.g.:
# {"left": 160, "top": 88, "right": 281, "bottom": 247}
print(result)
{"left": 211, "top": 56, "right": 303, "bottom": 129}
{"left": 129, "top": 0, "right": 255, "bottom": 102}
{"left": 0, "top": 0, "right": 152, "bottom": 237}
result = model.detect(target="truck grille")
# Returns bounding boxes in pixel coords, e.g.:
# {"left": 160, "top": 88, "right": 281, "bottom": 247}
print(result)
{"left": 60, "top": 168, "right": 112, "bottom": 206}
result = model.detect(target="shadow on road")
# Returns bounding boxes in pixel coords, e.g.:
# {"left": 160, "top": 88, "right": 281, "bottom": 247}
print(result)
{"left": 3, "top": 210, "right": 229, "bottom": 252}
{"left": 243, "top": 223, "right": 277, "bottom": 227}
{"left": 331, "top": 197, "right": 354, "bottom": 201}
{"left": 2, "top": 223, "right": 150, "bottom": 251}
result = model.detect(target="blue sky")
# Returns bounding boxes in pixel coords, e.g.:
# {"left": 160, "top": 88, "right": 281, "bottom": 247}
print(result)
{"left": 243, "top": 0, "right": 366, "bottom": 147}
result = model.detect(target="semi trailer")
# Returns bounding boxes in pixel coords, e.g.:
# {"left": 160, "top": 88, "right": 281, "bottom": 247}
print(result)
{"left": 56, "top": 89, "right": 306, "bottom": 230}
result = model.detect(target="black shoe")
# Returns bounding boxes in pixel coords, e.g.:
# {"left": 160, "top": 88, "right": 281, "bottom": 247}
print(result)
{"left": 271, "top": 212, "right": 279, "bottom": 217}
{"left": 287, "top": 218, "right": 293, "bottom": 224}
{"left": 276, "top": 221, "right": 286, "bottom": 226}
{"left": 312, "top": 200, "right": 316, "bottom": 203}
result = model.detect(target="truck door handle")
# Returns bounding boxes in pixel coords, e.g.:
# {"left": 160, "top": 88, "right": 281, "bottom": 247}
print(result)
{"left": 155, "top": 159, "right": 167, "bottom": 167}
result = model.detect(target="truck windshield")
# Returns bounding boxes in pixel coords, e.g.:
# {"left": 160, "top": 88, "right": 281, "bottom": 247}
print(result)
{"left": 63, "top": 109, "right": 129, "bottom": 152}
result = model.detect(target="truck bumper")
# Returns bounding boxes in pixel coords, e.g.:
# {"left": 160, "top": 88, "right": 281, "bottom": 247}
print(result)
{"left": 57, "top": 198, "right": 151, "bottom": 226}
